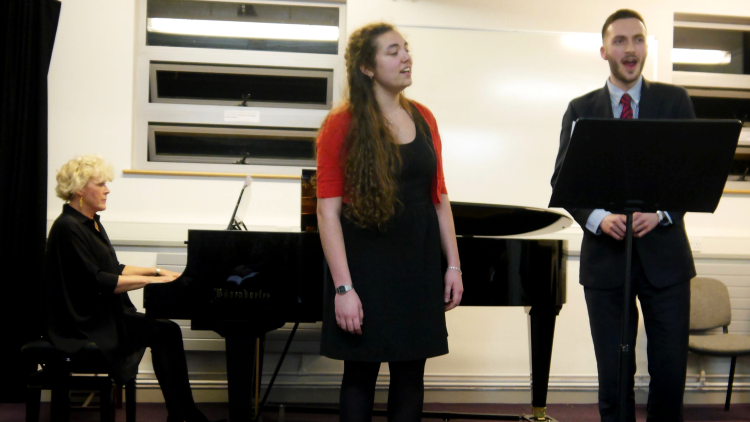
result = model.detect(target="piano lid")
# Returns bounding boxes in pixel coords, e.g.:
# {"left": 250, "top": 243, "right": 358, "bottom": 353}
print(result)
{"left": 451, "top": 202, "right": 571, "bottom": 237}
{"left": 302, "top": 169, "right": 571, "bottom": 237}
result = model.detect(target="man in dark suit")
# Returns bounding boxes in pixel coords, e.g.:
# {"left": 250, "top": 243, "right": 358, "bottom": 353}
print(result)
{"left": 551, "top": 9, "right": 696, "bottom": 422}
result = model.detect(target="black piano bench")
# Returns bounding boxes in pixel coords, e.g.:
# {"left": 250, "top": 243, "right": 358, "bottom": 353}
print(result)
{"left": 21, "top": 339, "right": 136, "bottom": 422}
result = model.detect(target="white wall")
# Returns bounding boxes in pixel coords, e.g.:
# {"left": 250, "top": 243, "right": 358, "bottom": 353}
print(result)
{"left": 48, "top": 0, "right": 310, "bottom": 229}
{"left": 48, "top": 0, "right": 750, "bottom": 231}
{"left": 348, "top": 0, "right": 750, "bottom": 238}
{"left": 48, "top": 0, "right": 750, "bottom": 405}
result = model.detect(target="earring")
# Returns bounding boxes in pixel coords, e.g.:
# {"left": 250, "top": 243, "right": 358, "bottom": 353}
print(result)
{"left": 79, "top": 196, "right": 83, "bottom": 208}
{"left": 368, "top": 74, "right": 373, "bottom": 80}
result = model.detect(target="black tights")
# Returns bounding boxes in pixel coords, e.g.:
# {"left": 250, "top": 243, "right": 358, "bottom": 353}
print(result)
{"left": 340, "top": 359, "right": 426, "bottom": 422}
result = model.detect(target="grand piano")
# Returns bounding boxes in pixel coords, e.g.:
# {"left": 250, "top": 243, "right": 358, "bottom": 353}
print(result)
{"left": 144, "top": 171, "right": 572, "bottom": 422}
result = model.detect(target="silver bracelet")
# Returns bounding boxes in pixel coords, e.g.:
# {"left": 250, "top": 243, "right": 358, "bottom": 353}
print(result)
{"left": 447, "top": 266, "right": 462, "bottom": 274}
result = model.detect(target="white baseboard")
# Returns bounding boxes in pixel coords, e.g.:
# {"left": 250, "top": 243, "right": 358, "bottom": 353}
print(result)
{"left": 125, "top": 373, "right": 750, "bottom": 405}
{"left": 38, "top": 374, "right": 750, "bottom": 406}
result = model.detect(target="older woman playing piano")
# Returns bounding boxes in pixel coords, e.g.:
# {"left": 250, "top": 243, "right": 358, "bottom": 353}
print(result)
{"left": 44, "top": 154, "right": 212, "bottom": 422}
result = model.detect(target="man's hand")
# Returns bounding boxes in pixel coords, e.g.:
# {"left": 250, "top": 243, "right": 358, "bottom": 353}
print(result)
{"left": 633, "top": 212, "right": 659, "bottom": 238}
{"left": 601, "top": 214, "right": 627, "bottom": 240}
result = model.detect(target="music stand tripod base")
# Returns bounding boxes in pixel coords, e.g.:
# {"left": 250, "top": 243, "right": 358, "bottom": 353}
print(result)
{"left": 523, "top": 406, "right": 559, "bottom": 422}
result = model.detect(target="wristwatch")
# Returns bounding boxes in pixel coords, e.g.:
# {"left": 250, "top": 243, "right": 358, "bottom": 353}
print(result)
{"left": 656, "top": 210, "right": 666, "bottom": 224}
{"left": 336, "top": 284, "right": 353, "bottom": 295}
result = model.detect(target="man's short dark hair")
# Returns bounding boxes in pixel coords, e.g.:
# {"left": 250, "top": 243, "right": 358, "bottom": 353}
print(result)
{"left": 602, "top": 9, "right": 646, "bottom": 39}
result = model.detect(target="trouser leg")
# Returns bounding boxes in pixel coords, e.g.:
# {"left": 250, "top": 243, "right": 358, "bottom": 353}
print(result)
{"left": 340, "top": 360, "right": 381, "bottom": 422}
{"left": 584, "top": 284, "right": 639, "bottom": 422}
{"left": 148, "top": 319, "right": 201, "bottom": 419}
{"left": 387, "top": 359, "right": 426, "bottom": 422}
{"left": 639, "top": 279, "right": 690, "bottom": 422}
{"left": 124, "top": 313, "right": 205, "bottom": 421}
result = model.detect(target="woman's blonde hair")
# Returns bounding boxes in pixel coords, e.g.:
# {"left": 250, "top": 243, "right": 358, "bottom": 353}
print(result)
{"left": 55, "top": 155, "right": 115, "bottom": 201}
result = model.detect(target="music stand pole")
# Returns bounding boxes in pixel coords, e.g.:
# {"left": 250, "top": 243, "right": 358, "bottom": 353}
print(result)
{"left": 227, "top": 188, "right": 245, "bottom": 230}
{"left": 618, "top": 212, "right": 635, "bottom": 422}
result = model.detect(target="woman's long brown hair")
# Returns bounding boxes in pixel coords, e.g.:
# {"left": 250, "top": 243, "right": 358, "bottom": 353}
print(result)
{"left": 340, "top": 22, "right": 413, "bottom": 229}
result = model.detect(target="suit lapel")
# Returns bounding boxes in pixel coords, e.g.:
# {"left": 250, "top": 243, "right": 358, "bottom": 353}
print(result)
{"left": 638, "top": 78, "right": 659, "bottom": 119}
{"left": 593, "top": 83, "right": 614, "bottom": 118}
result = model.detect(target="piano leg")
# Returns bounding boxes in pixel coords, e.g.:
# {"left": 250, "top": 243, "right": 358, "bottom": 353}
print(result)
{"left": 256, "top": 336, "right": 266, "bottom": 416}
{"left": 226, "top": 334, "right": 261, "bottom": 422}
{"left": 524, "top": 305, "right": 562, "bottom": 422}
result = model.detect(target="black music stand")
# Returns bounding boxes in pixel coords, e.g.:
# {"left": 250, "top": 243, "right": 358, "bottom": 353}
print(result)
{"left": 549, "top": 118, "right": 741, "bottom": 422}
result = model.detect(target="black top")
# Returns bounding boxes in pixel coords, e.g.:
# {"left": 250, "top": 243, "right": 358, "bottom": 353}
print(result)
{"left": 44, "top": 204, "right": 144, "bottom": 382}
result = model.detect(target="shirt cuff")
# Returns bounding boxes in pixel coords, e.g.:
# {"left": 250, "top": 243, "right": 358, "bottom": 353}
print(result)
{"left": 586, "top": 209, "right": 611, "bottom": 235}
{"left": 96, "top": 271, "right": 120, "bottom": 294}
{"left": 660, "top": 211, "right": 673, "bottom": 226}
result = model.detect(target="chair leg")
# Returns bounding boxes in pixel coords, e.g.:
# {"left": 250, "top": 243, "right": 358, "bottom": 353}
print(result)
{"left": 50, "top": 361, "right": 71, "bottom": 422}
{"left": 50, "top": 388, "right": 69, "bottom": 422}
{"left": 725, "top": 356, "right": 737, "bottom": 411}
{"left": 115, "top": 384, "right": 123, "bottom": 409}
{"left": 100, "top": 380, "right": 114, "bottom": 422}
{"left": 25, "top": 386, "right": 41, "bottom": 422}
{"left": 125, "top": 378, "right": 136, "bottom": 422}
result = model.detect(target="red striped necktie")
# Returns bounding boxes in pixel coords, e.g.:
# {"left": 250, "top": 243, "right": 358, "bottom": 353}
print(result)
{"left": 620, "top": 93, "right": 634, "bottom": 119}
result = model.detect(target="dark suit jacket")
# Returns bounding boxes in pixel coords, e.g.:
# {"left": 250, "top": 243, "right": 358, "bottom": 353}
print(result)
{"left": 551, "top": 79, "right": 697, "bottom": 289}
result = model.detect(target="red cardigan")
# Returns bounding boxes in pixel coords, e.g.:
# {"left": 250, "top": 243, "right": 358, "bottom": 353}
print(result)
{"left": 316, "top": 101, "right": 448, "bottom": 203}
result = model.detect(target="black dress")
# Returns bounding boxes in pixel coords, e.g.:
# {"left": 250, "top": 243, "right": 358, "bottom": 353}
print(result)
{"left": 320, "top": 110, "right": 449, "bottom": 362}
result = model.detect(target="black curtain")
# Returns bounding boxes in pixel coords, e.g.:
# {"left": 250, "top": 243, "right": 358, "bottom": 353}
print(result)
{"left": 0, "top": 0, "right": 60, "bottom": 402}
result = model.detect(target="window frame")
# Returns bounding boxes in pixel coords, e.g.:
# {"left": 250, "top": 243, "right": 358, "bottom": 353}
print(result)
{"left": 673, "top": 15, "right": 750, "bottom": 90}
{"left": 133, "top": 0, "right": 346, "bottom": 173}
{"left": 148, "top": 123, "right": 317, "bottom": 167}
{"left": 149, "top": 62, "right": 334, "bottom": 109}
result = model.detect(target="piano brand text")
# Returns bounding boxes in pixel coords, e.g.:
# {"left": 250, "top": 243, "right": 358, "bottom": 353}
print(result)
{"left": 213, "top": 288, "right": 271, "bottom": 300}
